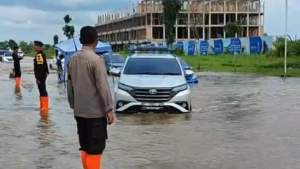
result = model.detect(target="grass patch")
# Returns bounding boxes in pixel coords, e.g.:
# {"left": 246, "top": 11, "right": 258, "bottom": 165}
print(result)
{"left": 117, "top": 51, "right": 300, "bottom": 77}
{"left": 180, "top": 54, "right": 300, "bottom": 77}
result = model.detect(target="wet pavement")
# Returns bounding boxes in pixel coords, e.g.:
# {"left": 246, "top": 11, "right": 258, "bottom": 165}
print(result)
{"left": 1, "top": 58, "right": 300, "bottom": 169}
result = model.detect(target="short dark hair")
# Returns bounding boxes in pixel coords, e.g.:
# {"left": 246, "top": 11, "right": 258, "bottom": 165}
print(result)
{"left": 13, "top": 46, "right": 19, "bottom": 50}
{"left": 34, "top": 41, "right": 44, "bottom": 47}
{"left": 80, "top": 26, "right": 98, "bottom": 45}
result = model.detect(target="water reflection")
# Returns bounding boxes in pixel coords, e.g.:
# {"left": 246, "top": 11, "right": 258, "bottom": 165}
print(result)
{"left": 35, "top": 116, "right": 55, "bottom": 169}
{"left": 117, "top": 113, "right": 192, "bottom": 126}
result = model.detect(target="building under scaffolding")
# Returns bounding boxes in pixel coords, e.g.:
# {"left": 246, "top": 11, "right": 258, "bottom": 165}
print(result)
{"left": 95, "top": 0, "right": 264, "bottom": 50}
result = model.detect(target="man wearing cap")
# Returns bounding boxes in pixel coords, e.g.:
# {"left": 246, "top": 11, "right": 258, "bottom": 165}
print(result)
{"left": 12, "top": 46, "right": 23, "bottom": 91}
{"left": 33, "top": 41, "right": 49, "bottom": 113}
{"left": 67, "top": 26, "right": 115, "bottom": 169}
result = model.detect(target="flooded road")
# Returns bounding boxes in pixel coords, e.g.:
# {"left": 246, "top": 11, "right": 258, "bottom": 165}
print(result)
{"left": 1, "top": 58, "right": 300, "bottom": 169}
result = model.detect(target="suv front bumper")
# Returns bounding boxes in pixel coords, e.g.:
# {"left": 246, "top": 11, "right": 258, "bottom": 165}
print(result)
{"left": 115, "top": 88, "right": 191, "bottom": 113}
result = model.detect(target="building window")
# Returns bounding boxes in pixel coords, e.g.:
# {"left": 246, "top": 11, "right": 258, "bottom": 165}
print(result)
{"left": 177, "top": 13, "right": 188, "bottom": 25}
{"left": 153, "top": 27, "right": 164, "bottom": 39}
{"left": 238, "top": 14, "right": 247, "bottom": 25}
{"left": 177, "top": 27, "right": 188, "bottom": 39}
{"left": 211, "top": 14, "right": 224, "bottom": 25}
{"left": 190, "top": 27, "right": 203, "bottom": 39}
{"left": 226, "top": 13, "right": 236, "bottom": 23}
{"left": 211, "top": 27, "right": 224, "bottom": 39}
{"left": 152, "top": 13, "right": 163, "bottom": 25}
{"left": 249, "top": 14, "right": 259, "bottom": 25}
{"left": 190, "top": 13, "right": 203, "bottom": 25}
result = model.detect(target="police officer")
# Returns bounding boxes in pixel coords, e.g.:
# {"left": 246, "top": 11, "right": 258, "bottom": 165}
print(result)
{"left": 33, "top": 41, "right": 49, "bottom": 113}
{"left": 12, "top": 46, "right": 23, "bottom": 90}
{"left": 68, "top": 26, "right": 115, "bottom": 169}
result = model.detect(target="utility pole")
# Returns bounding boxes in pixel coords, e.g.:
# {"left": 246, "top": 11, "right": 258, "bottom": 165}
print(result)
{"left": 284, "top": 0, "right": 288, "bottom": 77}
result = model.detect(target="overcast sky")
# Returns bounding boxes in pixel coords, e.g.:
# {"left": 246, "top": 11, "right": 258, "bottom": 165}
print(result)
{"left": 0, "top": 0, "right": 299, "bottom": 44}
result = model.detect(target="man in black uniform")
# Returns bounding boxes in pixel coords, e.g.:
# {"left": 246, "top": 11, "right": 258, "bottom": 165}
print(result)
{"left": 12, "top": 46, "right": 23, "bottom": 90}
{"left": 33, "top": 41, "right": 49, "bottom": 113}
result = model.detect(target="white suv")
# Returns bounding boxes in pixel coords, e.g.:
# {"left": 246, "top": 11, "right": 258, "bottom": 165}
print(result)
{"left": 0, "top": 50, "right": 13, "bottom": 63}
{"left": 114, "top": 53, "right": 192, "bottom": 113}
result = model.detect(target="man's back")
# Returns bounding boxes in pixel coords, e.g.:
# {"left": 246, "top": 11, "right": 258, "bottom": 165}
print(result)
{"left": 68, "top": 46, "right": 113, "bottom": 118}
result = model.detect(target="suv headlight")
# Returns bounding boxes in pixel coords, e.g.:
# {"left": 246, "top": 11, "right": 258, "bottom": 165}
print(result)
{"left": 118, "top": 83, "right": 133, "bottom": 93}
{"left": 172, "top": 84, "right": 188, "bottom": 93}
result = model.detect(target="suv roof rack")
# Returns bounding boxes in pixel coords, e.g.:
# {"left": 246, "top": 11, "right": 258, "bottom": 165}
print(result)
{"left": 130, "top": 46, "right": 174, "bottom": 54}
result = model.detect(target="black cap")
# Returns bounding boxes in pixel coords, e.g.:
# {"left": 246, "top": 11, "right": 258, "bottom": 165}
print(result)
{"left": 34, "top": 41, "right": 44, "bottom": 47}
{"left": 80, "top": 26, "right": 98, "bottom": 45}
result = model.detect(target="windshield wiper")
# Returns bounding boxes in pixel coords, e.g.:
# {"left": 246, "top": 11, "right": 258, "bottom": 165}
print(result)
{"left": 161, "top": 73, "right": 181, "bottom": 75}
{"left": 134, "top": 72, "right": 159, "bottom": 75}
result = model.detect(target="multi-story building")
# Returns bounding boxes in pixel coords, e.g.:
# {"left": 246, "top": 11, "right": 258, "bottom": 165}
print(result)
{"left": 95, "top": 0, "right": 264, "bottom": 50}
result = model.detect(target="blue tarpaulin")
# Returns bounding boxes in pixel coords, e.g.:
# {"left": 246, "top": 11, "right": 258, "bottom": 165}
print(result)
{"left": 213, "top": 39, "right": 223, "bottom": 55}
{"left": 55, "top": 38, "right": 112, "bottom": 81}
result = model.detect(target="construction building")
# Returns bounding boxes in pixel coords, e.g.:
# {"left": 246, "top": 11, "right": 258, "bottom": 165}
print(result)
{"left": 95, "top": 0, "right": 264, "bottom": 50}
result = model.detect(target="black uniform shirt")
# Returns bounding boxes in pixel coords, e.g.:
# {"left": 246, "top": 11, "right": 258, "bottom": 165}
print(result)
{"left": 12, "top": 52, "right": 22, "bottom": 67}
{"left": 34, "top": 51, "right": 49, "bottom": 80}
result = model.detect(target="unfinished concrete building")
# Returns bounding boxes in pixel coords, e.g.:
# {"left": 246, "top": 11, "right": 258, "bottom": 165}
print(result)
{"left": 95, "top": 0, "right": 264, "bottom": 50}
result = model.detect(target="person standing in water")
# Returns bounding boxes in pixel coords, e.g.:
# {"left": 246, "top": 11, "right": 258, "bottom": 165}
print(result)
{"left": 33, "top": 41, "right": 49, "bottom": 114}
{"left": 67, "top": 26, "right": 116, "bottom": 169}
{"left": 12, "top": 46, "right": 23, "bottom": 91}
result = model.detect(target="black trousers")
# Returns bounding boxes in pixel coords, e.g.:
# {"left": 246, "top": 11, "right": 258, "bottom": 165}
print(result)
{"left": 37, "top": 78, "right": 48, "bottom": 97}
{"left": 75, "top": 117, "right": 107, "bottom": 155}
{"left": 14, "top": 63, "right": 21, "bottom": 78}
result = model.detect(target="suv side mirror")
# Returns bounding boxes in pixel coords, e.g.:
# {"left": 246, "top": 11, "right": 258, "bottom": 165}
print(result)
{"left": 110, "top": 68, "right": 121, "bottom": 77}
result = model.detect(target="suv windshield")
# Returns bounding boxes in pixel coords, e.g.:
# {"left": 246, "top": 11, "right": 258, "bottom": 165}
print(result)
{"left": 124, "top": 58, "right": 182, "bottom": 75}
{"left": 111, "top": 55, "right": 125, "bottom": 63}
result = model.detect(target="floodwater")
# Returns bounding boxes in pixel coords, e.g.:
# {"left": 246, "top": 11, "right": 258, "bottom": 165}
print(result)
{"left": 1, "top": 58, "right": 300, "bottom": 169}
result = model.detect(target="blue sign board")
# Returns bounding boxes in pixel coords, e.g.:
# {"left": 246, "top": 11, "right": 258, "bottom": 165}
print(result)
{"left": 229, "top": 38, "right": 241, "bottom": 54}
{"left": 187, "top": 41, "right": 196, "bottom": 56}
{"left": 249, "top": 37, "right": 263, "bottom": 54}
{"left": 176, "top": 41, "right": 184, "bottom": 52}
{"left": 200, "top": 41, "right": 209, "bottom": 55}
{"left": 213, "top": 39, "right": 223, "bottom": 55}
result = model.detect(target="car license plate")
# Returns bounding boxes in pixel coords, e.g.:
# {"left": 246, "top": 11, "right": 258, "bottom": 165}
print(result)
{"left": 142, "top": 103, "right": 163, "bottom": 110}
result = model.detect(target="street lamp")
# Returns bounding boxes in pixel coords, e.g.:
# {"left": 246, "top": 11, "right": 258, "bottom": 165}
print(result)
{"left": 284, "top": 0, "right": 288, "bottom": 77}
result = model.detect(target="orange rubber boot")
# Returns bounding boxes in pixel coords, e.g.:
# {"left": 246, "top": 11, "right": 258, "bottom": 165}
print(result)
{"left": 85, "top": 154, "right": 102, "bottom": 169}
{"left": 40, "top": 97, "right": 49, "bottom": 114}
{"left": 40, "top": 97, "right": 42, "bottom": 109}
{"left": 80, "top": 151, "right": 88, "bottom": 169}
{"left": 15, "top": 77, "right": 21, "bottom": 88}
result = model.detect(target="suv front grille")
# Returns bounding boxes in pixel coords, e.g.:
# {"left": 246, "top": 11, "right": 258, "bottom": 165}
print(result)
{"left": 131, "top": 88, "right": 173, "bottom": 102}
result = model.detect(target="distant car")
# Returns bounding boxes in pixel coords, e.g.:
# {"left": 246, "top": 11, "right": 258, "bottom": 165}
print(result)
{"left": 114, "top": 53, "right": 192, "bottom": 113}
{"left": 178, "top": 57, "right": 199, "bottom": 84}
{"left": 0, "top": 50, "right": 13, "bottom": 63}
{"left": 102, "top": 54, "right": 125, "bottom": 75}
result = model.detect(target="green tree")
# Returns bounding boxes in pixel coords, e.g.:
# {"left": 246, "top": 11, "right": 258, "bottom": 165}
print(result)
{"left": 0, "top": 41, "right": 9, "bottom": 50}
{"left": 53, "top": 34, "right": 59, "bottom": 45}
{"left": 225, "top": 22, "right": 242, "bottom": 38}
{"left": 19, "top": 41, "right": 33, "bottom": 54}
{"left": 162, "top": 0, "right": 182, "bottom": 47}
{"left": 63, "top": 14, "right": 75, "bottom": 39}
{"left": 8, "top": 39, "right": 18, "bottom": 49}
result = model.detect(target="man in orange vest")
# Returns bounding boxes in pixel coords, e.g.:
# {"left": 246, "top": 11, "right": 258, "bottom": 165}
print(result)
{"left": 33, "top": 41, "right": 49, "bottom": 114}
